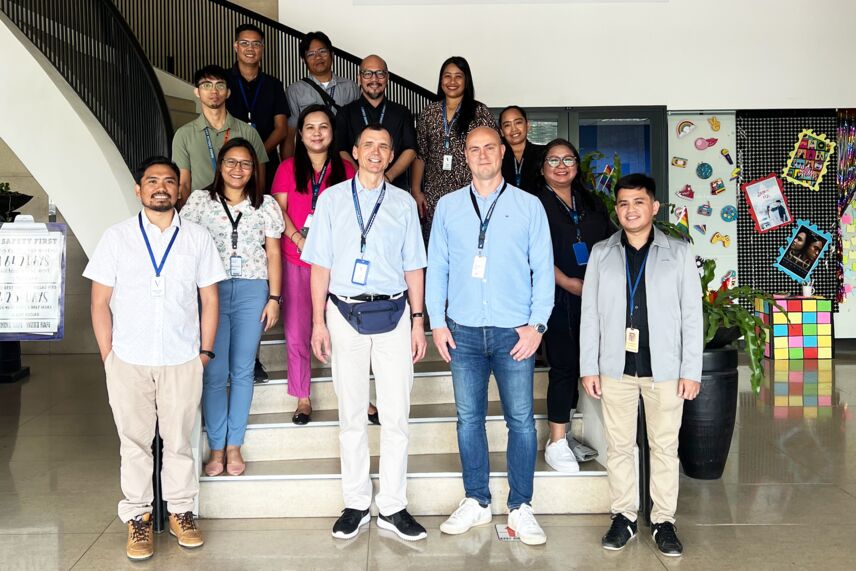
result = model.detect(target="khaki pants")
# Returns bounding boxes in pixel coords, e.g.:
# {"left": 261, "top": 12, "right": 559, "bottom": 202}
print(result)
{"left": 600, "top": 374, "right": 684, "bottom": 524}
{"left": 326, "top": 299, "right": 413, "bottom": 516}
{"left": 105, "top": 352, "right": 203, "bottom": 523}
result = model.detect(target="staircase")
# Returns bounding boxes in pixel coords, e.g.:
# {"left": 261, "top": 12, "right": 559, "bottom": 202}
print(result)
{"left": 198, "top": 332, "right": 610, "bottom": 517}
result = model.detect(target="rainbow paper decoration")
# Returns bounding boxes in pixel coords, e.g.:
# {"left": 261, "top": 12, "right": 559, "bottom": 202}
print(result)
{"left": 754, "top": 296, "right": 833, "bottom": 360}
{"left": 760, "top": 359, "right": 834, "bottom": 420}
{"left": 675, "top": 206, "right": 689, "bottom": 234}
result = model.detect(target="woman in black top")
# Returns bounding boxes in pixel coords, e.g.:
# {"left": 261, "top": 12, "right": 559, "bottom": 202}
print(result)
{"left": 537, "top": 138, "right": 614, "bottom": 473}
{"left": 499, "top": 105, "right": 544, "bottom": 194}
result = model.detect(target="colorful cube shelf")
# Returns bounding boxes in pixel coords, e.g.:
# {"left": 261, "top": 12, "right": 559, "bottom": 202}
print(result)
{"left": 754, "top": 296, "right": 833, "bottom": 360}
{"left": 760, "top": 360, "right": 835, "bottom": 419}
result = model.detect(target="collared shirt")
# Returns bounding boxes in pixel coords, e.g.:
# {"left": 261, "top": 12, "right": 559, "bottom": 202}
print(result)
{"left": 285, "top": 73, "right": 359, "bottom": 128}
{"left": 171, "top": 112, "right": 269, "bottom": 191}
{"left": 501, "top": 141, "right": 546, "bottom": 195}
{"left": 622, "top": 229, "right": 654, "bottom": 377}
{"left": 180, "top": 190, "right": 284, "bottom": 279}
{"left": 226, "top": 66, "right": 289, "bottom": 146}
{"left": 300, "top": 176, "right": 426, "bottom": 296}
{"left": 426, "top": 181, "right": 554, "bottom": 328}
{"left": 82, "top": 210, "right": 227, "bottom": 367}
{"left": 334, "top": 95, "right": 417, "bottom": 188}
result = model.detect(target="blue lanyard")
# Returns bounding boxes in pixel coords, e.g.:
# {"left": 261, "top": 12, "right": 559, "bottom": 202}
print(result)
{"left": 360, "top": 102, "right": 386, "bottom": 126}
{"left": 237, "top": 73, "right": 264, "bottom": 123}
{"left": 625, "top": 248, "right": 649, "bottom": 321}
{"left": 138, "top": 212, "right": 180, "bottom": 277}
{"left": 469, "top": 182, "right": 507, "bottom": 251}
{"left": 310, "top": 160, "right": 329, "bottom": 211}
{"left": 513, "top": 157, "right": 524, "bottom": 186}
{"left": 351, "top": 178, "right": 386, "bottom": 255}
{"left": 549, "top": 186, "right": 582, "bottom": 241}
{"left": 203, "top": 127, "right": 230, "bottom": 173}
{"left": 441, "top": 101, "right": 461, "bottom": 151}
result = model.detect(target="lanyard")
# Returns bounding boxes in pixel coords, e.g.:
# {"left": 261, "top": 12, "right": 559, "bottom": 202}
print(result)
{"left": 625, "top": 248, "right": 649, "bottom": 322}
{"left": 360, "top": 102, "right": 386, "bottom": 126}
{"left": 441, "top": 101, "right": 461, "bottom": 151}
{"left": 351, "top": 178, "right": 386, "bottom": 255}
{"left": 513, "top": 157, "right": 524, "bottom": 187}
{"left": 549, "top": 186, "right": 582, "bottom": 242}
{"left": 138, "top": 212, "right": 180, "bottom": 277}
{"left": 204, "top": 127, "right": 231, "bottom": 172}
{"left": 469, "top": 182, "right": 507, "bottom": 252}
{"left": 218, "top": 195, "right": 243, "bottom": 251}
{"left": 310, "top": 159, "right": 330, "bottom": 211}
{"left": 237, "top": 73, "right": 264, "bottom": 123}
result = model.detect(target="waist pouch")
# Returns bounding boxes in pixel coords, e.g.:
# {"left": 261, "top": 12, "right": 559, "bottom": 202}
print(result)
{"left": 331, "top": 295, "right": 406, "bottom": 335}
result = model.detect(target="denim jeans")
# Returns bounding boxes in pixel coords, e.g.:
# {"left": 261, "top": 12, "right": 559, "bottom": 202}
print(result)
{"left": 203, "top": 278, "right": 268, "bottom": 449}
{"left": 447, "top": 318, "right": 537, "bottom": 509}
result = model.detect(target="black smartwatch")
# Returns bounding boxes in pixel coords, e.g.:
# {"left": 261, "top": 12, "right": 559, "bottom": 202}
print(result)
{"left": 200, "top": 350, "right": 215, "bottom": 360}
{"left": 269, "top": 295, "right": 282, "bottom": 304}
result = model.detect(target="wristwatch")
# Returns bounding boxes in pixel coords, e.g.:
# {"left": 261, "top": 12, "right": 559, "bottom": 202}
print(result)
{"left": 269, "top": 295, "right": 282, "bottom": 304}
{"left": 531, "top": 323, "right": 548, "bottom": 334}
{"left": 411, "top": 312, "right": 425, "bottom": 319}
{"left": 200, "top": 350, "right": 215, "bottom": 359}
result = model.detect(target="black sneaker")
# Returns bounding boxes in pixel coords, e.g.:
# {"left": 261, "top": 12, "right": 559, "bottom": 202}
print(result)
{"left": 601, "top": 513, "right": 637, "bottom": 550}
{"left": 652, "top": 522, "right": 683, "bottom": 556}
{"left": 332, "top": 508, "right": 370, "bottom": 539}
{"left": 253, "top": 358, "right": 268, "bottom": 384}
{"left": 377, "top": 509, "right": 427, "bottom": 541}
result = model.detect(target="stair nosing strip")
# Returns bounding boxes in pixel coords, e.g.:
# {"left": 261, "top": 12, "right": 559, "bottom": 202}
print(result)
{"left": 200, "top": 469, "right": 608, "bottom": 482}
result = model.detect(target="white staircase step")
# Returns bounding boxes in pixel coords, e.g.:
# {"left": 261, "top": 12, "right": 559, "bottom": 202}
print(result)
{"left": 199, "top": 452, "right": 609, "bottom": 518}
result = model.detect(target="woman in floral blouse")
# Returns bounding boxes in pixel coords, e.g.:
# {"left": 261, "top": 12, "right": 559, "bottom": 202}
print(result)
{"left": 412, "top": 56, "right": 498, "bottom": 242}
{"left": 181, "top": 137, "right": 285, "bottom": 477}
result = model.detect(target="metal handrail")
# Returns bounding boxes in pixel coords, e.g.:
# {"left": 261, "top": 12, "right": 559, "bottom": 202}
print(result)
{"left": 0, "top": 0, "right": 174, "bottom": 172}
{"left": 110, "top": 0, "right": 436, "bottom": 117}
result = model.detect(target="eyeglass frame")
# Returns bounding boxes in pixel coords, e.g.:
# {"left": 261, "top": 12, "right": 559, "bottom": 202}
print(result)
{"left": 237, "top": 39, "right": 264, "bottom": 49}
{"left": 544, "top": 156, "right": 579, "bottom": 168}
{"left": 359, "top": 69, "right": 388, "bottom": 80}
{"left": 197, "top": 81, "right": 228, "bottom": 92}
{"left": 222, "top": 158, "right": 255, "bottom": 170}
{"left": 305, "top": 48, "right": 331, "bottom": 59}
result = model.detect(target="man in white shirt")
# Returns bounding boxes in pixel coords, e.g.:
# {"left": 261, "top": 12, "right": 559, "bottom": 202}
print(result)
{"left": 83, "top": 156, "right": 226, "bottom": 561}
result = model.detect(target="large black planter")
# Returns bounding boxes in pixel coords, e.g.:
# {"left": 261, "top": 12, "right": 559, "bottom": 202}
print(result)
{"left": 678, "top": 346, "right": 738, "bottom": 479}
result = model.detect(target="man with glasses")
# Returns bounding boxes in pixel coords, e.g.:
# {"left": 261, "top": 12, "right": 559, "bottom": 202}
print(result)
{"left": 335, "top": 55, "right": 417, "bottom": 190}
{"left": 172, "top": 65, "right": 268, "bottom": 206}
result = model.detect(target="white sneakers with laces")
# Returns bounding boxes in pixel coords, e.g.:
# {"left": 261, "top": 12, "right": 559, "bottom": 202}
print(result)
{"left": 544, "top": 438, "right": 580, "bottom": 473}
{"left": 440, "top": 498, "right": 492, "bottom": 535}
{"left": 507, "top": 503, "right": 547, "bottom": 545}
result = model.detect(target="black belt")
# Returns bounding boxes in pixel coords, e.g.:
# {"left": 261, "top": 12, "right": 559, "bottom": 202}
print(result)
{"left": 330, "top": 291, "right": 405, "bottom": 303}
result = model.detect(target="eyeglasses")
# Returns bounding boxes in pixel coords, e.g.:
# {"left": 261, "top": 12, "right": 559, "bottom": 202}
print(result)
{"left": 198, "top": 81, "right": 228, "bottom": 92}
{"left": 359, "top": 69, "right": 388, "bottom": 80}
{"left": 305, "top": 48, "right": 330, "bottom": 59}
{"left": 237, "top": 39, "right": 263, "bottom": 49}
{"left": 545, "top": 156, "right": 578, "bottom": 168}
{"left": 222, "top": 158, "right": 254, "bottom": 170}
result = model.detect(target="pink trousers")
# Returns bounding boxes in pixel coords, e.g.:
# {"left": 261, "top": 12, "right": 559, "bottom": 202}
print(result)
{"left": 283, "top": 261, "right": 312, "bottom": 398}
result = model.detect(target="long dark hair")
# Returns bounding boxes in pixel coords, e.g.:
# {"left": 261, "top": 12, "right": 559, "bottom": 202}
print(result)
{"left": 436, "top": 56, "right": 478, "bottom": 137}
{"left": 293, "top": 104, "right": 347, "bottom": 194}
{"left": 538, "top": 138, "right": 598, "bottom": 212}
{"left": 208, "top": 138, "right": 262, "bottom": 209}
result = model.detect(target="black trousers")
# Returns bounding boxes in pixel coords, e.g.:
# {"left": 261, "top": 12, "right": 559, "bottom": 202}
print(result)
{"left": 544, "top": 297, "right": 582, "bottom": 424}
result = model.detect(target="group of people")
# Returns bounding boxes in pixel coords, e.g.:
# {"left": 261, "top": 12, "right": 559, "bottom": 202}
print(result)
{"left": 84, "top": 23, "right": 703, "bottom": 562}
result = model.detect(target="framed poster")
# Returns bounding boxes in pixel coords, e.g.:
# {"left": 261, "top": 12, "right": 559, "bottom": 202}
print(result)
{"left": 774, "top": 221, "right": 831, "bottom": 284}
{"left": 741, "top": 174, "right": 793, "bottom": 233}
{"left": 782, "top": 129, "right": 835, "bottom": 191}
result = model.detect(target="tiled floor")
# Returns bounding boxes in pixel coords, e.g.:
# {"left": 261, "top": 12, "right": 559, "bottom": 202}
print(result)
{"left": 2, "top": 353, "right": 855, "bottom": 570}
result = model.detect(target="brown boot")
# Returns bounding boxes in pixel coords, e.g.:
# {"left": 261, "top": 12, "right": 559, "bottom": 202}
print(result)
{"left": 126, "top": 513, "right": 154, "bottom": 560}
{"left": 168, "top": 511, "right": 204, "bottom": 548}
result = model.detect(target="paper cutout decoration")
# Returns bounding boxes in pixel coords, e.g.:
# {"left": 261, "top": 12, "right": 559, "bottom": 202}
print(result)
{"left": 774, "top": 220, "right": 831, "bottom": 284}
{"left": 721, "top": 205, "right": 738, "bottom": 222}
{"left": 674, "top": 206, "right": 689, "bottom": 234}
{"left": 729, "top": 167, "right": 741, "bottom": 181}
{"left": 671, "top": 157, "right": 688, "bottom": 168}
{"left": 676, "top": 120, "right": 696, "bottom": 138}
{"left": 721, "top": 148, "right": 733, "bottom": 164}
{"left": 695, "top": 137, "right": 718, "bottom": 150}
{"left": 596, "top": 164, "right": 614, "bottom": 194}
{"left": 720, "top": 270, "right": 737, "bottom": 289}
{"left": 697, "top": 201, "right": 712, "bottom": 216}
{"left": 710, "top": 178, "right": 726, "bottom": 195}
{"left": 711, "top": 232, "right": 731, "bottom": 247}
{"left": 742, "top": 174, "right": 793, "bottom": 233}
{"left": 697, "top": 162, "right": 713, "bottom": 179}
{"left": 782, "top": 129, "right": 836, "bottom": 191}
{"left": 694, "top": 224, "right": 707, "bottom": 235}
{"left": 708, "top": 116, "right": 721, "bottom": 132}
{"left": 677, "top": 184, "right": 694, "bottom": 200}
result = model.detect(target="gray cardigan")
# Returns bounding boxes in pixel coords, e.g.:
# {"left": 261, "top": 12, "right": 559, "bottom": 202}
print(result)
{"left": 579, "top": 227, "right": 703, "bottom": 382}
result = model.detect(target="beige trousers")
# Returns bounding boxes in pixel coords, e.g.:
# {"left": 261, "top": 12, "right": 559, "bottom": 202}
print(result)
{"left": 326, "top": 299, "right": 413, "bottom": 516}
{"left": 600, "top": 374, "right": 684, "bottom": 524}
{"left": 104, "top": 352, "right": 203, "bottom": 522}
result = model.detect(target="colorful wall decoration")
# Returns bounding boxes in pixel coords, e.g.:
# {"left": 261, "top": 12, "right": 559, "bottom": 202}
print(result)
{"left": 782, "top": 129, "right": 835, "bottom": 192}
{"left": 754, "top": 295, "right": 833, "bottom": 360}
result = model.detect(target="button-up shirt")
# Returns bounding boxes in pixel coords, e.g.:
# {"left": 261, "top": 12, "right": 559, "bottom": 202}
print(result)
{"left": 426, "top": 181, "right": 554, "bottom": 328}
{"left": 300, "top": 176, "right": 426, "bottom": 296}
{"left": 285, "top": 73, "right": 359, "bottom": 128}
{"left": 623, "top": 229, "right": 654, "bottom": 377}
{"left": 83, "top": 210, "right": 227, "bottom": 366}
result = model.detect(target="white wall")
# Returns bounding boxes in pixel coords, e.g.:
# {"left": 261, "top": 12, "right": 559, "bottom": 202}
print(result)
{"left": 280, "top": 0, "right": 856, "bottom": 110}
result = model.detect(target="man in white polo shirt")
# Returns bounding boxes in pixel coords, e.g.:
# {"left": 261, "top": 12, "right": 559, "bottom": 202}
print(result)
{"left": 84, "top": 156, "right": 226, "bottom": 561}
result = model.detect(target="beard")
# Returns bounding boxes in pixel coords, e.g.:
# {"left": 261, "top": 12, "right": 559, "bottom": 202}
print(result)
{"left": 145, "top": 195, "right": 176, "bottom": 212}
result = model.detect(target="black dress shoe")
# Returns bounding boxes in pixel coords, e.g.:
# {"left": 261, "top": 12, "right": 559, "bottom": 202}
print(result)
{"left": 332, "top": 508, "right": 370, "bottom": 539}
{"left": 253, "top": 358, "right": 269, "bottom": 383}
{"left": 601, "top": 513, "right": 637, "bottom": 550}
{"left": 292, "top": 409, "right": 311, "bottom": 425}
{"left": 377, "top": 509, "right": 427, "bottom": 541}
{"left": 652, "top": 522, "right": 683, "bottom": 556}
{"left": 368, "top": 405, "right": 380, "bottom": 425}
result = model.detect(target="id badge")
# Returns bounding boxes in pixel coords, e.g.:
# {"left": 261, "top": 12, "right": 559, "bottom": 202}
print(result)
{"left": 300, "top": 213, "right": 313, "bottom": 238}
{"left": 352, "top": 258, "right": 370, "bottom": 286}
{"left": 151, "top": 276, "right": 165, "bottom": 297}
{"left": 572, "top": 241, "right": 589, "bottom": 266}
{"left": 442, "top": 154, "right": 453, "bottom": 171}
{"left": 625, "top": 327, "right": 640, "bottom": 353}
{"left": 230, "top": 255, "right": 243, "bottom": 277}
{"left": 471, "top": 255, "right": 487, "bottom": 279}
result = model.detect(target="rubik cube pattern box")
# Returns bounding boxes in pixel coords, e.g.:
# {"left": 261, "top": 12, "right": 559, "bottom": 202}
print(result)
{"left": 754, "top": 296, "right": 833, "bottom": 359}
{"left": 760, "top": 360, "right": 834, "bottom": 419}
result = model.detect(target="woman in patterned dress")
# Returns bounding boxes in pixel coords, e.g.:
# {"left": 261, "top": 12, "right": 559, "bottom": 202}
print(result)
{"left": 412, "top": 56, "right": 497, "bottom": 242}
{"left": 181, "top": 137, "right": 285, "bottom": 477}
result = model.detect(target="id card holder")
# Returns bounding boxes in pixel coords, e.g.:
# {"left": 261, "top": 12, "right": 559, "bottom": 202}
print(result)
{"left": 301, "top": 213, "right": 313, "bottom": 238}
{"left": 572, "top": 241, "right": 589, "bottom": 266}
{"left": 625, "top": 327, "right": 640, "bottom": 353}
{"left": 151, "top": 276, "right": 165, "bottom": 297}
{"left": 442, "top": 154, "right": 453, "bottom": 171}
{"left": 230, "top": 255, "right": 243, "bottom": 278}
{"left": 471, "top": 255, "right": 487, "bottom": 279}
{"left": 352, "top": 258, "right": 370, "bottom": 286}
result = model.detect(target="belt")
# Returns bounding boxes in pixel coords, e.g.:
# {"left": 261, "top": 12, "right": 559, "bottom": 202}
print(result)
{"left": 330, "top": 291, "right": 405, "bottom": 303}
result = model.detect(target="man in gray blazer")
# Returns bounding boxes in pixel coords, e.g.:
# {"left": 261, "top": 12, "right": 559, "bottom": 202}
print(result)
{"left": 580, "top": 174, "right": 702, "bottom": 558}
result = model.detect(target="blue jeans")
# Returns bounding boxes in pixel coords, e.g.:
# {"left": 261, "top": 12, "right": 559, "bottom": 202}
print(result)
{"left": 447, "top": 318, "right": 537, "bottom": 509}
{"left": 203, "top": 278, "right": 268, "bottom": 449}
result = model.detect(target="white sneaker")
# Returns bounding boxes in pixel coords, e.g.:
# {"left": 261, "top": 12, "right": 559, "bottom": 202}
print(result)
{"left": 440, "top": 498, "right": 492, "bottom": 535}
{"left": 545, "top": 438, "right": 580, "bottom": 473}
{"left": 507, "top": 503, "right": 547, "bottom": 545}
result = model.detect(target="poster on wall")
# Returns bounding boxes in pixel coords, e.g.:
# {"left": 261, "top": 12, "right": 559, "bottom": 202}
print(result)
{"left": 774, "top": 221, "right": 831, "bottom": 284}
{"left": 741, "top": 174, "right": 793, "bottom": 233}
{"left": 782, "top": 129, "right": 835, "bottom": 191}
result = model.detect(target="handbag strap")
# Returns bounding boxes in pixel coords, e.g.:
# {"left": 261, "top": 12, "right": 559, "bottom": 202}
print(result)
{"left": 302, "top": 77, "right": 342, "bottom": 112}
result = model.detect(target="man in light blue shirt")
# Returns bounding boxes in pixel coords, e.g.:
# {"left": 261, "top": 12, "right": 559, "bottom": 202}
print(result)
{"left": 426, "top": 127, "right": 554, "bottom": 546}
{"left": 301, "top": 124, "right": 428, "bottom": 542}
